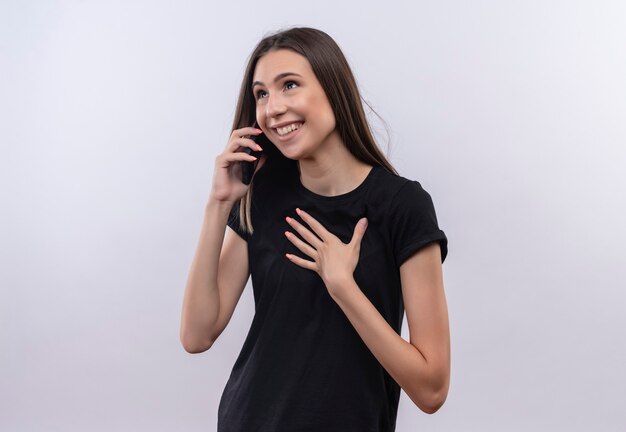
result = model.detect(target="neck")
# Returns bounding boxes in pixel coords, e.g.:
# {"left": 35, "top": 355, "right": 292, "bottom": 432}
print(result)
{"left": 297, "top": 139, "right": 373, "bottom": 197}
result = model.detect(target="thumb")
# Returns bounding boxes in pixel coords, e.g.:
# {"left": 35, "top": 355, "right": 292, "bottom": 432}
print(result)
{"left": 350, "top": 217, "right": 368, "bottom": 245}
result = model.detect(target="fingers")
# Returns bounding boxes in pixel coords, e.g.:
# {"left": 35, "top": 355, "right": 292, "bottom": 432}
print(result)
{"left": 231, "top": 126, "right": 262, "bottom": 139}
{"left": 217, "top": 126, "right": 264, "bottom": 170}
{"left": 228, "top": 127, "right": 264, "bottom": 153}
{"left": 293, "top": 208, "right": 329, "bottom": 242}
{"left": 217, "top": 150, "right": 258, "bottom": 167}
{"left": 285, "top": 253, "right": 316, "bottom": 271}
{"left": 285, "top": 215, "right": 323, "bottom": 247}
{"left": 232, "top": 136, "right": 263, "bottom": 154}
{"left": 228, "top": 151, "right": 258, "bottom": 162}
{"left": 284, "top": 229, "right": 317, "bottom": 259}
{"left": 349, "top": 218, "right": 368, "bottom": 246}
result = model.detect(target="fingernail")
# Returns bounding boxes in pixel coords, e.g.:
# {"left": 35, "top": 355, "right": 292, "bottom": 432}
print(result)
{"left": 257, "top": 145, "right": 263, "bottom": 151}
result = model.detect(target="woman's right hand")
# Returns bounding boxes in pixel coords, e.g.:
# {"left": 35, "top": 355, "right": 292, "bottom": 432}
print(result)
{"left": 209, "top": 126, "right": 267, "bottom": 204}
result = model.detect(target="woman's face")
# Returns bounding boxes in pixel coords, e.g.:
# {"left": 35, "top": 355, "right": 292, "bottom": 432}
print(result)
{"left": 252, "top": 49, "right": 338, "bottom": 160}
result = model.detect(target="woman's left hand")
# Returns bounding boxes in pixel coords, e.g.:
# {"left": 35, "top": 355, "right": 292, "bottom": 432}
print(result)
{"left": 284, "top": 208, "right": 368, "bottom": 296}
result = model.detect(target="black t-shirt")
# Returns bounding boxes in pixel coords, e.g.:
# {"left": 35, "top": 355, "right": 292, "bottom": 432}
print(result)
{"left": 219, "top": 163, "right": 448, "bottom": 432}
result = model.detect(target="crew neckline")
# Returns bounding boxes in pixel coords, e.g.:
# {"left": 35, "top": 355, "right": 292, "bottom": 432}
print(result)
{"left": 296, "top": 165, "right": 380, "bottom": 201}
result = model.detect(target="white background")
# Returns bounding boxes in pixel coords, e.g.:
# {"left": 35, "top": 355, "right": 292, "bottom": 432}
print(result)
{"left": 2, "top": 1, "right": 625, "bottom": 431}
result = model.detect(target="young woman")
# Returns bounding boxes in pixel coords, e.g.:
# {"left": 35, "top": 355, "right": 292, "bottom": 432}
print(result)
{"left": 180, "top": 26, "right": 450, "bottom": 432}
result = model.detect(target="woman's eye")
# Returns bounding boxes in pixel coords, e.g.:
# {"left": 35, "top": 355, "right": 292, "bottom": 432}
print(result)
{"left": 254, "top": 81, "right": 299, "bottom": 101}
{"left": 285, "top": 80, "right": 298, "bottom": 90}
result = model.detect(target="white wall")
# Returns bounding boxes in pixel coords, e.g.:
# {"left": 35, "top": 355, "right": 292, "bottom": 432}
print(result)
{"left": 2, "top": 1, "right": 625, "bottom": 430}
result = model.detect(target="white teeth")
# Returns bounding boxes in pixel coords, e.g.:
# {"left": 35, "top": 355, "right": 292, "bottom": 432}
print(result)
{"left": 276, "top": 122, "right": 302, "bottom": 136}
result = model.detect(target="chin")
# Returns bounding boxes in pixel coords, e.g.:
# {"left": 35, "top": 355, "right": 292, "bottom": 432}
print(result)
{"left": 277, "top": 148, "right": 303, "bottom": 161}
{"left": 272, "top": 139, "right": 305, "bottom": 159}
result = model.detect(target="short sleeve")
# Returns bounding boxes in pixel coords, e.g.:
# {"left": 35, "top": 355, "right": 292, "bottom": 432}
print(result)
{"left": 227, "top": 200, "right": 251, "bottom": 242}
{"left": 389, "top": 180, "right": 448, "bottom": 266}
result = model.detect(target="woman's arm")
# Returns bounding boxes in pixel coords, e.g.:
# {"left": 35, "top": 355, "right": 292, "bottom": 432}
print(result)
{"left": 180, "top": 199, "right": 234, "bottom": 353}
{"left": 328, "top": 242, "right": 450, "bottom": 414}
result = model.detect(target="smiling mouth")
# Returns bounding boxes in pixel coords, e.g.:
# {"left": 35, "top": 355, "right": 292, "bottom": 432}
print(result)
{"left": 274, "top": 121, "right": 301, "bottom": 133}
{"left": 273, "top": 122, "right": 304, "bottom": 140}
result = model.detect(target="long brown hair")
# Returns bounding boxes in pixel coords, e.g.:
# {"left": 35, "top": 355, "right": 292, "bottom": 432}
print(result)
{"left": 232, "top": 26, "right": 399, "bottom": 235}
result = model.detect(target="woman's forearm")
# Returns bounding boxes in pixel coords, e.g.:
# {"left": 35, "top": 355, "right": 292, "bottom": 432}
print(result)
{"left": 180, "top": 198, "right": 233, "bottom": 353}
{"left": 329, "top": 278, "right": 444, "bottom": 414}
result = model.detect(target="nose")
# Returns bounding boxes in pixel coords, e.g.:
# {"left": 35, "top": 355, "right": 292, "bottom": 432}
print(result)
{"left": 265, "top": 93, "right": 287, "bottom": 119}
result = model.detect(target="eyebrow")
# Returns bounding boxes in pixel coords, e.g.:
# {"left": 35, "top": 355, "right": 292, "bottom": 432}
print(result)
{"left": 252, "top": 72, "right": 303, "bottom": 89}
